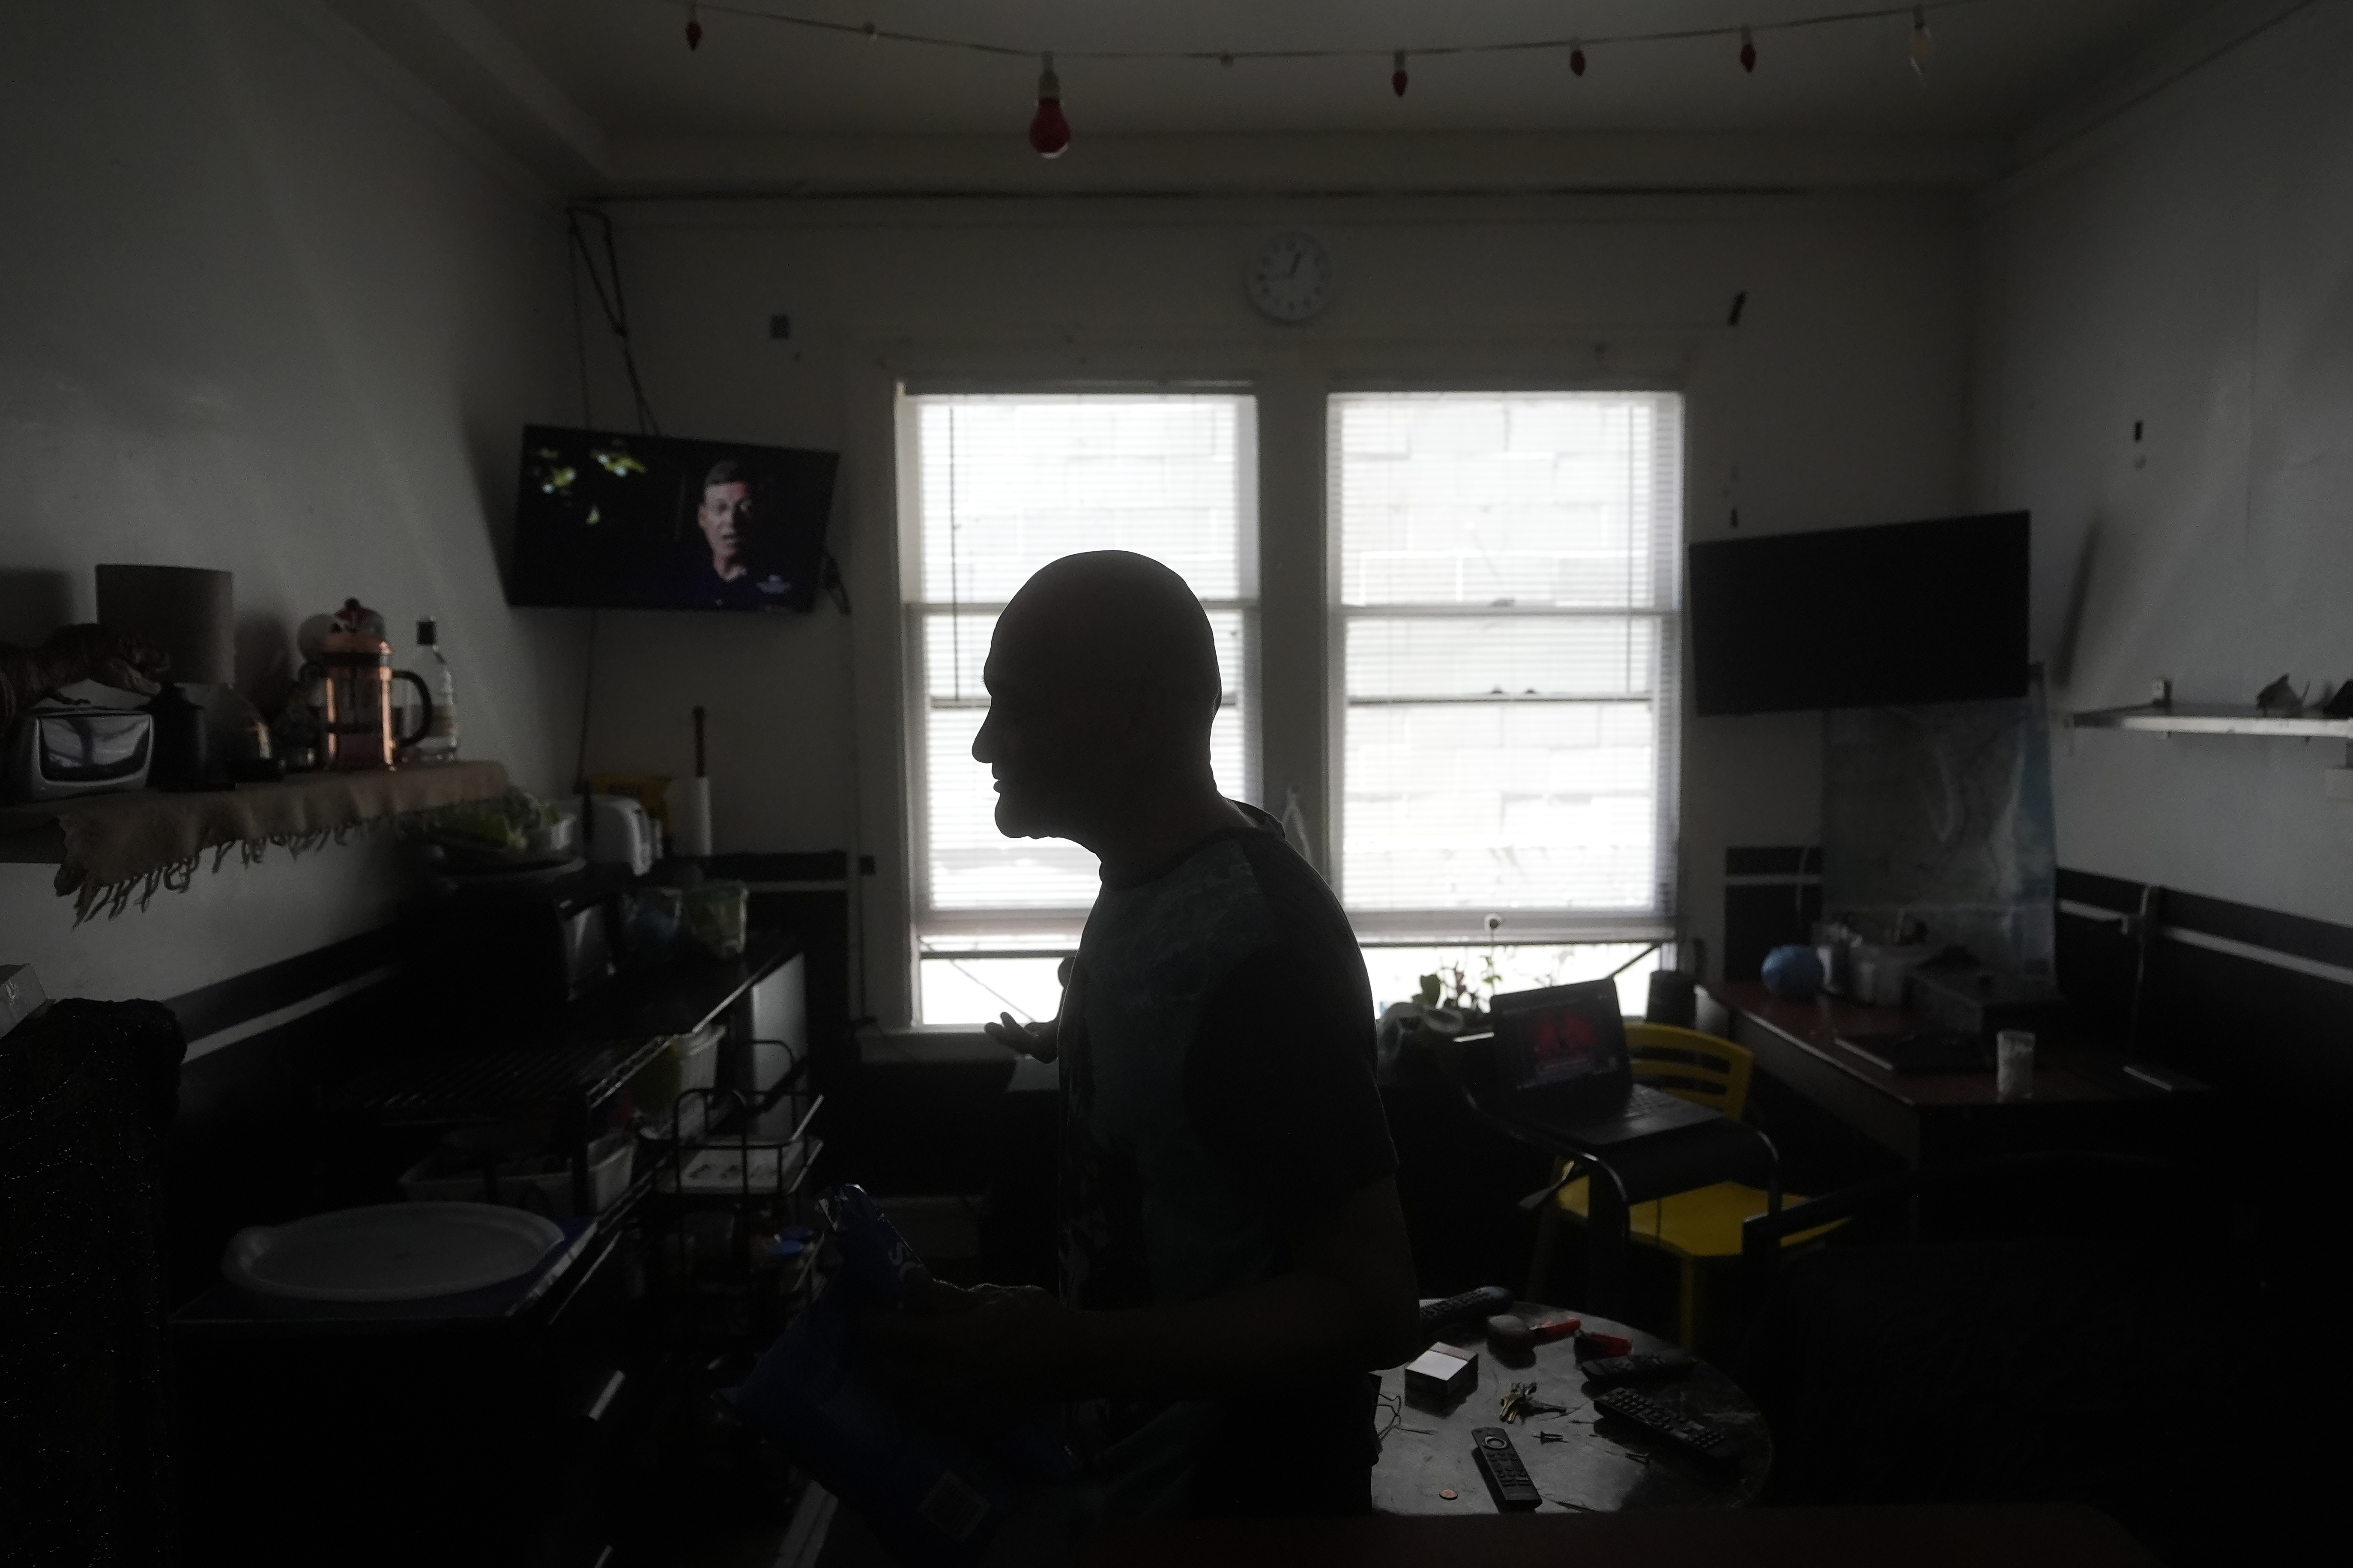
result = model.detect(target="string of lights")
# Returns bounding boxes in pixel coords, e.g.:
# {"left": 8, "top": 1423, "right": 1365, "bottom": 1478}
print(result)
{"left": 670, "top": 1, "right": 1961, "bottom": 158}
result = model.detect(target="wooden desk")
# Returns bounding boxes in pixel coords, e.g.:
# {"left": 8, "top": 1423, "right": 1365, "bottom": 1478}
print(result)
{"left": 1084, "top": 1503, "right": 2162, "bottom": 1568}
{"left": 1710, "top": 982, "right": 2202, "bottom": 1167}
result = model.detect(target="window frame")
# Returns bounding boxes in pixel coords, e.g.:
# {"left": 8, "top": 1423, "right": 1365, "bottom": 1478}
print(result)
{"left": 1324, "top": 389, "right": 1686, "bottom": 948}
{"left": 872, "top": 364, "right": 1694, "bottom": 1032}
{"left": 895, "top": 385, "right": 1263, "bottom": 1014}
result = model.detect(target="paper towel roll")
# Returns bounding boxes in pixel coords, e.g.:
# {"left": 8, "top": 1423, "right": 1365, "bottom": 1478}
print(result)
{"left": 671, "top": 775, "right": 713, "bottom": 858}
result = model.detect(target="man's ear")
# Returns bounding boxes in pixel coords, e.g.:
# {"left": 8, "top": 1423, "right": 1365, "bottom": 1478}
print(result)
{"left": 1112, "top": 676, "right": 1185, "bottom": 756}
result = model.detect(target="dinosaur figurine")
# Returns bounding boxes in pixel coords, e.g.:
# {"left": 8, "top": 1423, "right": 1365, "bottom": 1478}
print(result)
{"left": 0, "top": 625, "right": 167, "bottom": 726}
{"left": 2255, "top": 675, "right": 2308, "bottom": 717}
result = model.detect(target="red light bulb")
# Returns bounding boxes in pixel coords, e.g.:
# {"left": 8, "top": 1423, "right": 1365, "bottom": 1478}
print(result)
{"left": 1570, "top": 43, "right": 1586, "bottom": 76}
{"left": 685, "top": 3, "right": 702, "bottom": 50}
{"left": 1740, "top": 26, "right": 1756, "bottom": 73}
{"left": 1392, "top": 49, "right": 1408, "bottom": 98}
{"left": 1029, "top": 53, "right": 1070, "bottom": 158}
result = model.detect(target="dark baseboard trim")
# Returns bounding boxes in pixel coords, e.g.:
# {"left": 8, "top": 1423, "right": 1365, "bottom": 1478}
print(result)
{"left": 2054, "top": 866, "right": 2145, "bottom": 917}
{"left": 2057, "top": 867, "right": 2353, "bottom": 981}
{"left": 1725, "top": 845, "right": 1821, "bottom": 878}
{"left": 1724, "top": 845, "right": 1823, "bottom": 984}
{"left": 708, "top": 851, "right": 849, "bottom": 884}
{"left": 164, "top": 926, "right": 399, "bottom": 1060}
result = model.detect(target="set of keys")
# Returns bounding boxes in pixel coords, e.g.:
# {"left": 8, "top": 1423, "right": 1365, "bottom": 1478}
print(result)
{"left": 1498, "top": 1381, "right": 1568, "bottom": 1424}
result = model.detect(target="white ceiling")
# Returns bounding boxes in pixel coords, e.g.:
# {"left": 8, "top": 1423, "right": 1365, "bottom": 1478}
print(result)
{"left": 322, "top": 0, "right": 2247, "bottom": 190}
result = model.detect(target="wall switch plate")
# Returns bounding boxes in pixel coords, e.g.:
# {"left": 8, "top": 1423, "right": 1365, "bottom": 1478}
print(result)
{"left": 2326, "top": 767, "right": 2353, "bottom": 801}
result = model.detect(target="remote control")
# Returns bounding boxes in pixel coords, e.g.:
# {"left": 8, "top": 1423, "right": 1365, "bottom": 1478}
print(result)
{"left": 1592, "top": 1388, "right": 1741, "bottom": 1466}
{"left": 1470, "top": 1426, "right": 1543, "bottom": 1511}
{"left": 1418, "top": 1285, "right": 1513, "bottom": 1338}
{"left": 1578, "top": 1350, "right": 1696, "bottom": 1386}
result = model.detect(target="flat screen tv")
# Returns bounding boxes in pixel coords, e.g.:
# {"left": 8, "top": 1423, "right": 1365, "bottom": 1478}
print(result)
{"left": 1687, "top": 511, "right": 2029, "bottom": 716}
{"left": 507, "top": 424, "right": 839, "bottom": 612}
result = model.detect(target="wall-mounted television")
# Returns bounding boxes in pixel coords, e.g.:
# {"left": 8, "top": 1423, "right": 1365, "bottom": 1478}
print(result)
{"left": 507, "top": 424, "right": 839, "bottom": 612}
{"left": 1687, "top": 511, "right": 2029, "bottom": 716}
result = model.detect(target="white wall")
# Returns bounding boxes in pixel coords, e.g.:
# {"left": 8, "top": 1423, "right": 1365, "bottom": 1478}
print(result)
{"left": 1974, "top": 3, "right": 2353, "bottom": 926}
{"left": 0, "top": 0, "right": 581, "bottom": 1001}
{"left": 578, "top": 191, "right": 1972, "bottom": 1019}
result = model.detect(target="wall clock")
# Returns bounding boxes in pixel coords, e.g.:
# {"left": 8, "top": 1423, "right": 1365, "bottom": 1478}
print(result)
{"left": 1247, "top": 232, "right": 1334, "bottom": 323}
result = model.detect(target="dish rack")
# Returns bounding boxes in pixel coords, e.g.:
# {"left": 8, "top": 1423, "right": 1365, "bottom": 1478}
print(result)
{"left": 643, "top": 1086, "right": 827, "bottom": 1351}
{"left": 344, "top": 1032, "right": 678, "bottom": 1216}
{"left": 398, "top": 1129, "right": 636, "bottom": 1219}
{"left": 657, "top": 1087, "right": 824, "bottom": 1203}
{"left": 337, "top": 1001, "right": 823, "bottom": 1356}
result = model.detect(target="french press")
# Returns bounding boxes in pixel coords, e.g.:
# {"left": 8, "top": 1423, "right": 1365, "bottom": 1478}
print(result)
{"left": 314, "top": 630, "right": 433, "bottom": 771}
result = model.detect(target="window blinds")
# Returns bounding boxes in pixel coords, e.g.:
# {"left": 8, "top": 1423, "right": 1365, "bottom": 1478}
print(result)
{"left": 906, "top": 394, "right": 1258, "bottom": 926}
{"left": 1332, "top": 393, "right": 1683, "bottom": 936}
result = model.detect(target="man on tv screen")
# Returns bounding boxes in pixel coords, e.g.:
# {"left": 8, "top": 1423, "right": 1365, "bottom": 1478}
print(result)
{"left": 660, "top": 458, "right": 799, "bottom": 609}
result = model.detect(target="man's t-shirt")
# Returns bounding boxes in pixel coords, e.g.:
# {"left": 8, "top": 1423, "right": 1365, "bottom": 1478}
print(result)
{"left": 1057, "top": 803, "right": 1397, "bottom": 1517}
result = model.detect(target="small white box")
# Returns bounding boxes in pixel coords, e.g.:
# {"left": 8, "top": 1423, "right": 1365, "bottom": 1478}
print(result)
{"left": 1404, "top": 1344, "right": 1479, "bottom": 1405}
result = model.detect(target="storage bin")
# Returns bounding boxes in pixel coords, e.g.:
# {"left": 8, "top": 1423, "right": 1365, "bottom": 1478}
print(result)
{"left": 682, "top": 880, "right": 748, "bottom": 958}
{"left": 399, "top": 1130, "right": 634, "bottom": 1219}
{"left": 634, "top": 1023, "right": 724, "bottom": 1120}
{"left": 678, "top": 1023, "right": 721, "bottom": 1093}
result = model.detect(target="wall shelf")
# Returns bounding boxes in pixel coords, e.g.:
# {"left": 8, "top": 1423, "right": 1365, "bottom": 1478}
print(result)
{"left": 2069, "top": 704, "right": 2353, "bottom": 740}
{"left": 0, "top": 760, "right": 510, "bottom": 914}
{"left": 2069, "top": 679, "right": 2353, "bottom": 741}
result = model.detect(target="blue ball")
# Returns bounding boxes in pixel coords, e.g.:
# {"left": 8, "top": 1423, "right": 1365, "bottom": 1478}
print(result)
{"left": 1761, "top": 943, "right": 1824, "bottom": 1000}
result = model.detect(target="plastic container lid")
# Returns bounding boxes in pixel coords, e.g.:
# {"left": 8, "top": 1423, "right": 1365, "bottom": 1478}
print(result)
{"left": 222, "top": 1202, "right": 562, "bottom": 1302}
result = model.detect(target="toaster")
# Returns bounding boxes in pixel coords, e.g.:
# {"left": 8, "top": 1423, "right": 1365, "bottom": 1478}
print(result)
{"left": 587, "top": 794, "right": 657, "bottom": 875}
{"left": 6, "top": 702, "right": 152, "bottom": 801}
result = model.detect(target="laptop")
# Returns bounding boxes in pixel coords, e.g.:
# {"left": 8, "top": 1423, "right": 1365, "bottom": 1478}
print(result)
{"left": 1478, "top": 981, "right": 1719, "bottom": 1146}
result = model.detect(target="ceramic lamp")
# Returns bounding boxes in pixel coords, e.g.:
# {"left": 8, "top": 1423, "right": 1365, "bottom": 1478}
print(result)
{"left": 95, "top": 564, "right": 234, "bottom": 685}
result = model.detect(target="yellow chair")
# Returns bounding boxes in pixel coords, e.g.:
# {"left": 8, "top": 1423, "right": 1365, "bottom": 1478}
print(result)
{"left": 1523, "top": 1022, "right": 1845, "bottom": 1348}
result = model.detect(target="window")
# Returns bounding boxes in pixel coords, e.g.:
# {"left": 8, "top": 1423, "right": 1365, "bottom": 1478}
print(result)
{"left": 1331, "top": 392, "right": 1683, "bottom": 945}
{"left": 1359, "top": 942, "right": 1665, "bottom": 1023}
{"left": 902, "top": 393, "right": 1258, "bottom": 1023}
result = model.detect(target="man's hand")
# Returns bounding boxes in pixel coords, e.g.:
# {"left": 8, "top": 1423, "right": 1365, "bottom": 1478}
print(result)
{"left": 857, "top": 1176, "right": 1419, "bottom": 1410}
{"left": 983, "top": 955, "right": 1072, "bottom": 1063}
{"left": 863, "top": 1278, "right": 1079, "bottom": 1406}
{"left": 983, "top": 1012, "right": 1059, "bottom": 1063}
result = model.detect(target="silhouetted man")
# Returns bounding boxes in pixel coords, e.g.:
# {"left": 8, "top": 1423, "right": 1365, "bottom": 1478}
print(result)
{"left": 868, "top": 551, "right": 1418, "bottom": 1528}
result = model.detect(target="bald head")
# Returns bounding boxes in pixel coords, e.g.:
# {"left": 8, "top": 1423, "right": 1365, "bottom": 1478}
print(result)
{"left": 1001, "top": 552, "right": 1221, "bottom": 729}
{"left": 972, "top": 552, "right": 1224, "bottom": 843}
